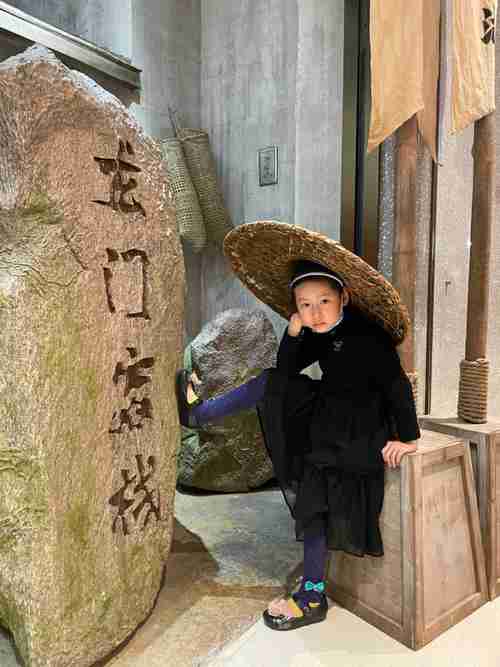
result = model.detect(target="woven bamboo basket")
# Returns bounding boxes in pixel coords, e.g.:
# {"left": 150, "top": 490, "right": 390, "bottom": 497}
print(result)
{"left": 177, "top": 128, "right": 233, "bottom": 245}
{"left": 161, "top": 138, "right": 206, "bottom": 253}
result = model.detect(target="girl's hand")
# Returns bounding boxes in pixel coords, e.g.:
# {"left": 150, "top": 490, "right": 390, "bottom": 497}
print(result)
{"left": 382, "top": 440, "right": 418, "bottom": 468}
{"left": 288, "top": 312, "right": 303, "bottom": 337}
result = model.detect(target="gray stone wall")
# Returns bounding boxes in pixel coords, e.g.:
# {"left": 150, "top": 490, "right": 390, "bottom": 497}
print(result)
{"left": 5, "top": 0, "right": 80, "bottom": 34}
{"left": 198, "top": 0, "right": 344, "bottom": 336}
{"left": 130, "top": 0, "right": 201, "bottom": 136}
{"left": 429, "top": 0, "right": 474, "bottom": 416}
{"left": 197, "top": 0, "right": 298, "bottom": 336}
{"left": 294, "top": 1, "right": 344, "bottom": 236}
{"left": 5, "top": 0, "right": 132, "bottom": 58}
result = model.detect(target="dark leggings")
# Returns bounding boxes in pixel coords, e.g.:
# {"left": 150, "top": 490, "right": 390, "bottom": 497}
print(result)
{"left": 191, "top": 369, "right": 270, "bottom": 424}
{"left": 191, "top": 369, "right": 328, "bottom": 598}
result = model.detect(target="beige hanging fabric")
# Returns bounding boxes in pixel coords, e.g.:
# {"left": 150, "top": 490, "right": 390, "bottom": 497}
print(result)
{"left": 177, "top": 128, "right": 233, "bottom": 245}
{"left": 452, "top": 0, "right": 497, "bottom": 133}
{"left": 368, "top": 0, "right": 425, "bottom": 153}
{"left": 161, "top": 138, "right": 207, "bottom": 253}
{"left": 416, "top": 0, "right": 441, "bottom": 161}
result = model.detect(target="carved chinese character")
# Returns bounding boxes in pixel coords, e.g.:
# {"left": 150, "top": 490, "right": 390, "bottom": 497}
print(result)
{"left": 109, "top": 348, "right": 155, "bottom": 433}
{"left": 109, "top": 455, "right": 161, "bottom": 535}
{"left": 93, "top": 139, "right": 146, "bottom": 217}
{"left": 109, "top": 397, "right": 153, "bottom": 434}
{"left": 103, "top": 247, "right": 150, "bottom": 320}
{"left": 482, "top": 8, "right": 496, "bottom": 44}
{"left": 112, "top": 347, "right": 155, "bottom": 396}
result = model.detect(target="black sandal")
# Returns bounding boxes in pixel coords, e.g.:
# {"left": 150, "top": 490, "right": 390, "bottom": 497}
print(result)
{"left": 175, "top": 370, "right": 203, "bottom": 428}
{"left": 262, "top": 593, "right": 328, "bottom": 631}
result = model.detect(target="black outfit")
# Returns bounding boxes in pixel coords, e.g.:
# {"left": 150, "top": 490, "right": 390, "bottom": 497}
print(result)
{"left": 256, "top": 307, "right": 420, "bottom": 557}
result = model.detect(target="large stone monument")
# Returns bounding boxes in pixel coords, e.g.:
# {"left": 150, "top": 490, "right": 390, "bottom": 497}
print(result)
{"left": 0, "top": 46, "right": 184, "bottom": 666}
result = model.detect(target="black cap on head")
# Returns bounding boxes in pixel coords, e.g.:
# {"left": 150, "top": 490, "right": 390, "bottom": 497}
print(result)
{"left": 289, "top": 260, "right": 345, "bottom": 290}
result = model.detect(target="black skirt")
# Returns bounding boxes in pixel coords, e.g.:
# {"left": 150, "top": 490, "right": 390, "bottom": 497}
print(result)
{"left": 256, "top": 369, "right": 386, "bottom": 557}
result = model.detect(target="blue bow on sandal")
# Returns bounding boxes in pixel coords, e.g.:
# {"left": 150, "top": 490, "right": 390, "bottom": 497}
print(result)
{"left": 303, "top": 580, "right": 325, "bottom": 593}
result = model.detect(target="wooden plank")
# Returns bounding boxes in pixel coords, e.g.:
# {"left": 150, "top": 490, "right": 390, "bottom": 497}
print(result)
{"left": 401, "top": 453, "right": 416, "bottom": 647}
{"left": 421, "top": 458, "right": 477, "bottom": 628}
{"left": 420, "top": 442, "right": 464, "bottom": 468}
{"left": 412, "top": 429, "right": 466, "bottom": 454}
{"left": 419, "top": 417, "right": 500, "bottom": 601}
{"left": 495, "top": 435, "right": 500, "bottom": 595}
{"left": 422, "top": 593, "right": 489, "bottom": 648}
{"left": 462, "top": 445, "right": 488, "bottom": 600}
{"left": 420, "top": 416, "right": 500, "bottom": 437}
{"left": 393, "top": 115, "right": 418, "bottom": 374}
{"left": 410, "top": 453, "right": 423, "bottom": 649}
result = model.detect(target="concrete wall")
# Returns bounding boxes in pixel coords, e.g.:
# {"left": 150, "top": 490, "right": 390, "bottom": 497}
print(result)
{"left": 199, "top": 0, "right": 344, "bottom": 336}
{"left": 128, "top": 1, "right": 202, "bottom": 340}
{"left": 198, "top": 0, "right": 298, "bottom": 335}
{"left": 3, "top": 0, "right": 201, "bottom": 135}
{"left": 130, "top": 0, "right": 201, "bottom": 137}
{"left": 295, "top": 1, "right": 344, "bottom": 234}
{"left": 5, "top": 0, "right": 132, "bottom": 58}
{"left": 428, "top": 0, "right": 475, "bottom": 416}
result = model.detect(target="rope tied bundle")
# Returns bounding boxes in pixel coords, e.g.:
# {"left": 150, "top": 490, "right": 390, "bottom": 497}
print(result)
{"left": 457, "top": 358, "right": 489, "bottom": 423}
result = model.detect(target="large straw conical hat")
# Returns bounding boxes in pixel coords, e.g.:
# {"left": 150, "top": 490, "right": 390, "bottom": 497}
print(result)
{"left": 223, "top": 221, "right": 410, "bottom": 344}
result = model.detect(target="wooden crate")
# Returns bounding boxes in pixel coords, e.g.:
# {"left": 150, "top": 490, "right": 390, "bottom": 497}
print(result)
{"left": 326, "top": 430, "right": 488, "bottom": 650}
{"left": 419, "top": 417, "right": 500, "bottom": 600}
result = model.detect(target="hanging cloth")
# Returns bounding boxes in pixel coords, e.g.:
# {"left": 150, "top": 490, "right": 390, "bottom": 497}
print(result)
{"left": 368, "top": 0, "right": 441, "bottom": 161}
{"left": 367, "top": 0, "right": 425, "bottom": 153}
{"left": 451, "top": 0, "right": 497, "bottom": 133}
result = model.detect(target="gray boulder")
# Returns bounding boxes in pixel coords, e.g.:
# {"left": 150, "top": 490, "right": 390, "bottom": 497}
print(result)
{"left": 178, "top": 309, "right": 277, "bottom": 492}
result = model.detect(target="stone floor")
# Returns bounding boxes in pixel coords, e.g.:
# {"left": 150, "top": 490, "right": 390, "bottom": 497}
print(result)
{"left": 209, "top": 596, "right": 500, "bottom": 667}
{"left": 0, "top": 485, "right": 303, "bottom": 666}
{"left": 3, "top": 485, "right": 500, "bottom": 666}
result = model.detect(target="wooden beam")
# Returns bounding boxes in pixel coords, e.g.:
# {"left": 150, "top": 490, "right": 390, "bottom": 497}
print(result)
{"left": 465, "top": 113, "right": 495, "bottom": 361}
{"left": 393, "top": 115, "right": 418, "bottom": 373}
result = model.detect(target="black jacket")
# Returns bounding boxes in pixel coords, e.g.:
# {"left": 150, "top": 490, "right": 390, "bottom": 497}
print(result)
{"left": 255, "top": 308, "right": 420, "bottom": 554}
{"left": 274, "top": 309, "right": 420, "bottom": 471}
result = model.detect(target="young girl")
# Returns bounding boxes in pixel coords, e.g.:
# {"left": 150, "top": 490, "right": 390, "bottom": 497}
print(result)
{"left": 176, "top": 224, "right": 420, "bottom": 632}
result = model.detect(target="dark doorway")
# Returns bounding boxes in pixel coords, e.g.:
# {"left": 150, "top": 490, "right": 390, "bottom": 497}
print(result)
{"left": 341, "top": 0, "right": 379, "bottom": 268}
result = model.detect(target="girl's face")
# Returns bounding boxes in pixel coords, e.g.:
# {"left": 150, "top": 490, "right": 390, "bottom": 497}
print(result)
{"left": 294, "top": 278, "right": 345, "bottom": 333}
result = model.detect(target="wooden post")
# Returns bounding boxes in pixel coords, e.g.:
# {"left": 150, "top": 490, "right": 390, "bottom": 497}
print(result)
{"left": 465, "top": 113, "right": 495, "bottom": 361}
{"left": 457, "top": 112, "right": 495, "bottom": 423}
{"left": 393, "top": 115, "right": 418, "bottom": 398}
